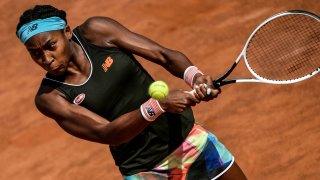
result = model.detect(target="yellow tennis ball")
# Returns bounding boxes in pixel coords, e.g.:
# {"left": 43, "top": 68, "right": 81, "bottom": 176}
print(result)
{"left": 148, "top": 81, "right": 169, "bottom": 100}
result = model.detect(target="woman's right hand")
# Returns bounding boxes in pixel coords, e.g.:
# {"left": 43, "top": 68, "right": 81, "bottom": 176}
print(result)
{"left": 158, "top": 89, "right": 201, "bottom": 113}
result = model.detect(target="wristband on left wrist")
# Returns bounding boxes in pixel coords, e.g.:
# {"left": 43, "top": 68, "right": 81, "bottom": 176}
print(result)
{"left": 183, "top": 66, "right": 204, "bottom": 87}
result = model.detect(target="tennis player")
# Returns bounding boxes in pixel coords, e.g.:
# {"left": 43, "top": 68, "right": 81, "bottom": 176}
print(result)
{"left": 16, "top": 5, "right": 246, "bottom": 180}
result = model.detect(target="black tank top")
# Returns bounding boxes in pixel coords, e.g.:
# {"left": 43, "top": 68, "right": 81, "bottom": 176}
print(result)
{"left": 41, "top": 27, "right": 195, "bottom": 175}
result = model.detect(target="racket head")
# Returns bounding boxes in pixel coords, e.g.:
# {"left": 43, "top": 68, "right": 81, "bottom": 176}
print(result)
{"left": 243, "top": 10, "right": 320, "bottom": 84}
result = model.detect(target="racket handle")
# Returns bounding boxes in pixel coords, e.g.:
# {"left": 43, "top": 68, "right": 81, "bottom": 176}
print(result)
{"left": 212, "top": 79, "right": 236, "bottom": 88}
{"left": 212, "top": 80, "right": 221, "bottom": 88}
{"left": 186, "top": 86, "right": 214, "bottom": 96}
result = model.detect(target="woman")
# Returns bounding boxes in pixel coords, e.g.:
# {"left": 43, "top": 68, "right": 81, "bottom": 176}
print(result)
{"left": 16, "top": 5, "right": 246, "bottom": 180}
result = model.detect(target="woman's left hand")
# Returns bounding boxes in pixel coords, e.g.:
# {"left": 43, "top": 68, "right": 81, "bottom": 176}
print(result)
{"left": 192, "top": 74, "right": 221, "bottom": 102}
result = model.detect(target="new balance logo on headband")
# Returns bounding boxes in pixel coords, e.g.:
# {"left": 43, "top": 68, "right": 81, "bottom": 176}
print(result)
{"left": 28, "top": 24, "right": 38, "bottom": 33}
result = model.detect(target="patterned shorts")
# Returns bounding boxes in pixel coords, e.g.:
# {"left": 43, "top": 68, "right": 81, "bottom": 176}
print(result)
{"left": 123, "top": 123, "right": 234, "bottom": 180}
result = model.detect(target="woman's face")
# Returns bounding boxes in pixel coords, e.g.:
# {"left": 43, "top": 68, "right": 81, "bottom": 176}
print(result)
{"left": 25, "top": 26, "right": 73, "bottom": 76}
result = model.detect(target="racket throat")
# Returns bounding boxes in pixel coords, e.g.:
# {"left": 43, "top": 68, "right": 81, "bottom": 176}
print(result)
{"left": 213, "top": 61, "right": 239, "bottom": 88}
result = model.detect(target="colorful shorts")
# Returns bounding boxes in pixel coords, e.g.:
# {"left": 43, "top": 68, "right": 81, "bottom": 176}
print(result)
{"left": 123, "top": 123, "right": 234, "bottom": 180}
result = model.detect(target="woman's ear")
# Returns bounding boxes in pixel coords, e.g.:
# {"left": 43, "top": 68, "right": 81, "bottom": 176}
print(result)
{"left": 64, "top": 25, "right": 72, "bottom": 40}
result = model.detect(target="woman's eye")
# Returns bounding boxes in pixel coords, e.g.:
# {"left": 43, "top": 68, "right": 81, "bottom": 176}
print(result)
{"left": 50, "top": 42, "right": 56, "bottom": 48}
{"left": 30, "top": 51, "right": 40, "bottom": 57}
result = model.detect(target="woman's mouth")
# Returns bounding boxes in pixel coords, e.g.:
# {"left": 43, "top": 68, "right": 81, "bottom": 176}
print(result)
{"left": 50, "top": 65, "right": 63, "bottom": 73}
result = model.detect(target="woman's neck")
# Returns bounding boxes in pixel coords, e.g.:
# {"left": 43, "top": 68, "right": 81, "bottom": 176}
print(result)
{"left": 63, "top": 41, "right": 91, "bottom": 85}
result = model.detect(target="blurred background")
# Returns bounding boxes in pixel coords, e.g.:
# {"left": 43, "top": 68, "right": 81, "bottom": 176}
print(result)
{"left": 0, "top": 0, "right": 319, "bottom": 179}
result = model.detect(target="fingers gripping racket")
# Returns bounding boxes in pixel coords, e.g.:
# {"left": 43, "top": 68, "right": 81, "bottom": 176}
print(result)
{"left": 212, "top": 10, "right": 320, "bottom": 88}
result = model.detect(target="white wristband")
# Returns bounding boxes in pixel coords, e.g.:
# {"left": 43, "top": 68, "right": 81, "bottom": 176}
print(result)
{"left": 140, "top": 98, "right": 165, "bottom": 122}
{"left": 183, "top": 66, "right": 204, "bottom": 87}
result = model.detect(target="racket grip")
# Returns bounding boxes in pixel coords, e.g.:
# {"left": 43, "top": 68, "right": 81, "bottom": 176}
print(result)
{"left": 212, "top": 80, "right": 236, "bottom": 88}
{"left": 212, "top": 80, "right": 221, "bottom": 89}
{"left": 186, "top": 85, "right": 214, "bottom": 96}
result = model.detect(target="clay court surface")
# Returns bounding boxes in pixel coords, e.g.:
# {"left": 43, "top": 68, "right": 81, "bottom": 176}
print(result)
{"left": 1, "top": 0, "right": 319, "bottom": 179}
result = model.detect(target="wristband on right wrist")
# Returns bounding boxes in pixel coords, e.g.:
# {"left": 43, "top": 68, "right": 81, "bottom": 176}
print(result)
{"left": 140, "top": 98, "right": 165, "bottom": 122}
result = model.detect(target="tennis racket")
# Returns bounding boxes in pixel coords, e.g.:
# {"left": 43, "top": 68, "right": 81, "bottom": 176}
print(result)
{"left": 211, "top": 10, "right": 320, "bottom": 88}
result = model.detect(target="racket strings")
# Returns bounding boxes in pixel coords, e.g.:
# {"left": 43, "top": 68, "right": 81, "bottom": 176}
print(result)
{"left": 269, "top": 15, "right": 318, "bottom": 79}
{"left": 245, "top": 13, "right": 320, "bottom": 81}
{"left": 265, "top": 15, "right": 317, "bottom": 79}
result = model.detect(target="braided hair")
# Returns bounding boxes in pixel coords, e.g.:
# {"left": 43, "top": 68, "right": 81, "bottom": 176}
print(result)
{"left": 16, "top": 5, "right": 67, "bottom": 36}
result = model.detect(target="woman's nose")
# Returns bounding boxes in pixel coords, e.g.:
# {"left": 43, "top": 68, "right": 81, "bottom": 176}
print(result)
{"left": 42, "top": 52, "right": 54, "bottom": 65}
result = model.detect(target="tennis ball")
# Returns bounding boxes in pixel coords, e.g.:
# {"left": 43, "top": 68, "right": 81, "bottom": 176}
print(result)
{"left": 148, "top": 81, "right": 169, "bottom": 100}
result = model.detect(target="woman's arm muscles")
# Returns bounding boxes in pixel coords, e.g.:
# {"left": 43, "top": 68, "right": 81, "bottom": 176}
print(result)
{"left": 80, "top": 17, "right": 220, "bottom": 100}
{"left": 35, "top": 86, "right": 199, "bottom": 146}
{"left": 35, "top": 87, "right": 150, "bottom": 146}
{"left": 79, "top": 17, "right": 194, "bottom": 78}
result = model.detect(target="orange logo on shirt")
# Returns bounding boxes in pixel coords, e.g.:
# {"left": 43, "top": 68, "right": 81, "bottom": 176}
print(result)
{"left": 102, "top": 56, "right": 113, "bottom": 72}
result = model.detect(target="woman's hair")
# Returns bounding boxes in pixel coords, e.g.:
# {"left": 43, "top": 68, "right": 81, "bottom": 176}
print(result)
{"left": 16, "top": 5, "right": 67, "bottom": 34}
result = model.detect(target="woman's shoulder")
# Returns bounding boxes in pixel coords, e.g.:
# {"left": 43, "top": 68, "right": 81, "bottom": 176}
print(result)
{"left": 82, "top": 16, "right": 118, "bottom": 26}
{"left": 78, "top": 16, "right": 120, "bottom": 47}
{"left": 35, "top": 84, "right": 68, "bottom": 112}
{"left": 80, "top": 16, "right": 124, "bottom": 35}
